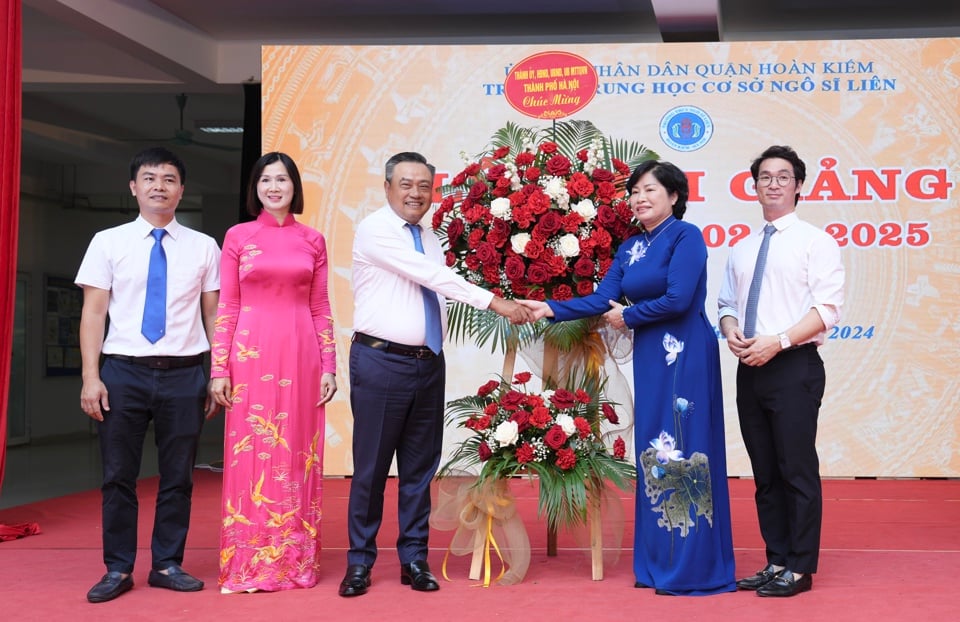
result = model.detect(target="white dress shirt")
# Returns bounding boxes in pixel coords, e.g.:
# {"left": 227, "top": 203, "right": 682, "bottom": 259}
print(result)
{"left": 352, "top": 206, "right": 494, "bottom": 346}
{"left": 718, "top": 212, "right": 844, "bottom": 346}
{"left": 75, "top": 216, "right": 221, "bottom": 356}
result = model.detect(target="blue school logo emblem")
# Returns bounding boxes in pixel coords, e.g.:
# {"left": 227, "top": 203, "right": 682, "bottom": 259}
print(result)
{"left": 659, "top": 106, "right": 713, "bottom": 152}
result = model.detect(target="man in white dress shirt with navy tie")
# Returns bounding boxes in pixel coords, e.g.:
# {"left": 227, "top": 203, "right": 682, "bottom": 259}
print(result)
{"left": 339, "top": 151, "right": 531, "bottom": 597}
{"left": 718, "top": 145, "right": 844, "bottom": 598}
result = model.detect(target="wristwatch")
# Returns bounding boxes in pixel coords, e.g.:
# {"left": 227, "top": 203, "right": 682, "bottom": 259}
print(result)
{"left": 778, "top": 332, "right": 791, "bottom": 350}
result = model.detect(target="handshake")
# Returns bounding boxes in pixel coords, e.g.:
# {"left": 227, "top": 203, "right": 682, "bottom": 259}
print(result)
{"left": 487, "top": 297, "right": 629, "bottom": 330}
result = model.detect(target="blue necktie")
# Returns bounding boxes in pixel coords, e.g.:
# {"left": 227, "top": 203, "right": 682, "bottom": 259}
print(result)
{"left": 406, "top": 224, "right": 443, "bottom": 354}
{"left": 742, "top": 223, "right": 776, "bottom": 339}
{"left": 142, "top": 228, "right": 167, "bottom": 343}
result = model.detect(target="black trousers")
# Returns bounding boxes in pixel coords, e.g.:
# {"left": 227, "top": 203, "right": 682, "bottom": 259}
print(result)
{"left": 736, "top": 344, "right": 825, "bottom": 574}
{"left": 346, "top": 341, "right": 445, "bottom": 567}
{"left": 97, "top": 357, "right": 206, "bottom": 573}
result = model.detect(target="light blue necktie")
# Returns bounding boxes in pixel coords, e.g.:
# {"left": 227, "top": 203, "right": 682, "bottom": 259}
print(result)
{"left": 406, "top": 224, "right": 443, "bottom": 354}
{"left": 742, "top": 223, "right": 776, "bottom": 339}
{"left": 141, "top": 228, "right": 167, "bottom": 343}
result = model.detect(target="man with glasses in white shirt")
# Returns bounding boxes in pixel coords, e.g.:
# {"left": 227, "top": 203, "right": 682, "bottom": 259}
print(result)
{"left": 718, "top": 145, "right": 844, "bottom": 597}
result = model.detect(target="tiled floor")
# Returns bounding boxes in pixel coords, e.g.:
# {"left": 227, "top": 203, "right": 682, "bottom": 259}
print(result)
{"left": 0, "top": 429, "right": 225, "bottom": 509}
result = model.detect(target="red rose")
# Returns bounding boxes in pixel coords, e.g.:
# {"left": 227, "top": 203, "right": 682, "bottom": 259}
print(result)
{"left": 513, "top": 371, "right": 532, "bottom": 384}
{"left": 536, "top": 210, "right": 563, "bottom": 235}
{"left": 613, "top": 436, "right": 626, "bottom": 460}
{"left": 516, "top": 443, "right": 535, "bottom": 464}
{"left": 446, "top": 217, "right": 465, "bottom": 242}
{"left": 476, "top": 242, "right": 499, "bottom": 265}
{"left": 493, "top": 146, "right": 510, "bottom": 159}
{"left": 492, "top": 177, "right": 512, "bottom": 197}
{"left": 445, "top": 251, "right": 456, "bottom": 267}
{"left": 576, "top": 149, "right": 589, "bottom": 162}
{"left": 597, "top": 257, "right": 613, "bottom": 279}
{"left": 573, "top": 256, "right": 595, "bottom": 278}
{"left": 468, "top": 181, "right": 488, "bottom": 200}
{"left": 509, "top": 410, "right": 531, "bottom": 433}
{"left": 500, "top": 390, "right": 525, "bottom": 410}
{"left": 539, "top": 141, "right": 558, "bottom": 154}
{"left": 545, "top": 154, "right": 571, "bottom": 177}
{"left": 602, "top": 403, "right": 619, "bottom": 424}
{"left": 478, "top": 442, "right": 493, "bottom": 462}
{"left": 484, "top": 402, "right": 499, "bottom": 416}
{"left": 504, "top": 256, "right": 526, "bottom": 282}
{"left": 596, "top": 204, "right": 616, "bottom": 226}
{"left": 549, "top": 388, "right": 577, "bottom": 410}
{"left": 488, "top": 219, "right": 511, "bottom": 248}
{"left": 486, "top": 164, "right": 507, "bottom": 183}
{"left": 464, "top": 163, "right": 482, "bottom": 176}
{"left": 576, "top": 280, "right": 595, "bottom": 296}
{"left": 574, "top": 389, "right": 591, "bottom": 404}
{"left": 452, "top": 172, "right": 467, "bottom": 186}
{"left": 523, "top": 167, "right": 541, "bottom": 182}
{"left": 526, "top": 262, "right": 551, "bottom": 284}
{"left": 477, "top": 379, "right": 500, "bottom": 396}
{"left": 591, "top": 167, "right": 615, "bottom": 183}
{"left": 574, "top": 416, "right": 591, "bottom": 438}
{"left": 544, "top": 425, "right": 568, "bottom": 450}
{"left": 515, "top": 152, "right": 535, "bottom": 167}
{"left": 556, "top": 448, "right": 577, "bottom": 470}
{"left": 552, "top": 284, "right": 573, "bottom": 301}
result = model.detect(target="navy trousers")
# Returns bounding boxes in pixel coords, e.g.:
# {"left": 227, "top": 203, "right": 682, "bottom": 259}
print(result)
{"left": 736, "top": 344, "right": 825, "bottom": 574}
{"left": 97, "top": 357, "right": 206, "bottom": 573}
{"left": 346, "top": 341, "right": 445, "bottom": 567}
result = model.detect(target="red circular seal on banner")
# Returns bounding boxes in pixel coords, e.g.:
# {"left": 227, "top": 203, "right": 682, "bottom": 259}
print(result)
{"left": 504, "top": 51, "right": 598, "bottom": 120}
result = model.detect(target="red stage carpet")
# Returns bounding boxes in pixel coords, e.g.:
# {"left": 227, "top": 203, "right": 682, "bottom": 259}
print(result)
{"left": 1, "top": 473, "right": 958, "bottom": 621}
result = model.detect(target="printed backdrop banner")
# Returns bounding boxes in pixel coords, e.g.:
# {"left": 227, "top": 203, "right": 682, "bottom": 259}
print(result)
{"left": 261, "top": 39, "right": 959, "bottom": 478}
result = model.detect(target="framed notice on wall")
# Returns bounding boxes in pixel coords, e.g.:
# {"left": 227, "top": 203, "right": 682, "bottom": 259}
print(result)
{"left": 44, "top": 275, "right": 83, "bottom": 376}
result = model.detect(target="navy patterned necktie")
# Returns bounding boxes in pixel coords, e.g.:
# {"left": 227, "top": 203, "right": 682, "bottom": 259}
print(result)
{"left": 406, "top": 224, "right": 443, "bottom": 354}
{"left": 742, "top": 223, "right": 776, "bottom": 339}
{"left": 141, "top": 228, "right": 167, "bottom": 343}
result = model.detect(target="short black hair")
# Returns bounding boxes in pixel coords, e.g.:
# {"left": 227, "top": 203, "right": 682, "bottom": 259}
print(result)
{"left": 246, "top": 152, "right": 305, "bottom": 217}
{"left": 626, "top": 160, "right": 689, "bottom": 221}
{"left": 129, "top": 147, "right": 186, "bottom": 184}
{"left": 385, "top": 152, "right": 436, "bottom": 182}
{"left": 750, "top": 145, "right": 806, "bottom": 206}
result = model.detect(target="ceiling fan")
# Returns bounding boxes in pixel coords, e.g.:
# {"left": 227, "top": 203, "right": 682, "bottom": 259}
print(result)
{"left": 127, "top": 93, "right": 240, "bottom": 152}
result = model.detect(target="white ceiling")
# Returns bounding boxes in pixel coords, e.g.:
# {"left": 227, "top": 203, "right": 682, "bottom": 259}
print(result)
{"left": 20, "top": 0, "right": 960, "bottom": 200}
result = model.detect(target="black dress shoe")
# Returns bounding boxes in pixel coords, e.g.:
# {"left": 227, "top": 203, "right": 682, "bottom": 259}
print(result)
{"left": 757, "top": 570, "right": 812, "bottom": 597}
{"left": 400, "top": 560, "right": 439, "bottom": 592}
{"left": 338, "top": 564, "right": 371, "bottom": 597}
{"left": 634, "top": 581, "right": 651, "bottom": 589}
{"left": 147, "top": 564, "right": 204, "bottom": 592}
{"left": 736, "top": 563, "right": 783, "bottom": 590}
{"left": 87, "top": 571, "right": 134, "bottom": 603}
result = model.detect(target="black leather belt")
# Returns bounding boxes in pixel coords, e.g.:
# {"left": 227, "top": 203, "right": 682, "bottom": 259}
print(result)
{"left": 352, "top": 332, "right": 437, "bottom": 359}
{"left": 106, "top": 354, "right": 204, "bottom": 369}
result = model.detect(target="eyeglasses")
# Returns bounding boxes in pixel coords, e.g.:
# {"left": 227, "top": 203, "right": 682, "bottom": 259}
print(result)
{"left": 756, "top": 174, "right": 795, "bottom": 187}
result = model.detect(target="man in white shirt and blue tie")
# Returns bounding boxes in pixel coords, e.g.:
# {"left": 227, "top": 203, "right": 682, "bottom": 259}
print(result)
{"left": 76, "top": 147, "right": 220, "bottom": 603}
{"left": 718, "top": 145, "right": 845, "bottom": 598}
{"left": 340, "top": 152, "right": 531, "bottom": 597}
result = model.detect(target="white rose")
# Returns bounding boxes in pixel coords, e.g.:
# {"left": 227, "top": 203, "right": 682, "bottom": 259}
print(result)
{"left": 572, "top": 199, "right": 597, "bottom": 221}
{"left": 511, "top": 232, "right": 532, "bottom": 255}
{"left": 555, "top": 414, "right": 576, "bottom": 436}
{"left": 493, "top": 420, "right": 519, "bottom": 448}
{"left": 490, "top": 197, "right": 512, "bottom": 219}
{"left": 557, "top": 233, "right": 581, "bottom": 258}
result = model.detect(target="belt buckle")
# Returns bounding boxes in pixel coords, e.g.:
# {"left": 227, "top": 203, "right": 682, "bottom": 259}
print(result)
{"left": 147, "top": 358, "right": 168, "bottom": 370}
{"left": 414, "top": 348, "right": 432, "bottom": 359}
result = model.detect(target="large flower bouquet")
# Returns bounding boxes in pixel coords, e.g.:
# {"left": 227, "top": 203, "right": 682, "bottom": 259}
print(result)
{"left": 441, "top": 371, "right": 635, "bottom": 529}
{"left": 433, "top": 120, "right": 655, "bottom": 352}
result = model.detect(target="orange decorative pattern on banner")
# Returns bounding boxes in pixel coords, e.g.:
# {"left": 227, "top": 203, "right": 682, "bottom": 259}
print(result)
{"left": 504, "top": 51, "right": 598, "bottom": 120}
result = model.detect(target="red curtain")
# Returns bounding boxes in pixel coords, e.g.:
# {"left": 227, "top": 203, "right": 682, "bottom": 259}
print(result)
{"left": 0, "top": 0, "right": 23, "bottom": 491}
